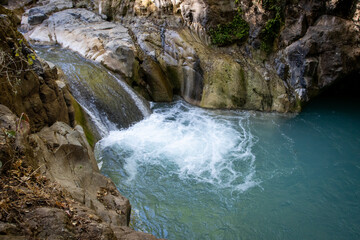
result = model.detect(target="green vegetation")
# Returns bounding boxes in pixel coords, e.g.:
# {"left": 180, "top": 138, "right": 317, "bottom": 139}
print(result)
{"left": 209, "top": 14, "right": 250, "bottom": 47}
{"left": 71, "top": 97, "right": 96, "bottom": 148}
{"left": 261, "top": 0, "right": 281, "bottom": 12}
{"left": 260, "top": 12, "right": 282, "bottom": 54}
{"left": 259, "top": 0, "right": 284, "bottom": 54}
{"left": 209, "top": 1, "right": 249, "bottom": 47}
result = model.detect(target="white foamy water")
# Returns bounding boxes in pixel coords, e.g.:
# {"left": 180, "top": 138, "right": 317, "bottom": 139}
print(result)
{"left": 79, "top": 101, "right": 117, "bottom": 136}
{"left": 97, "top": 100, "right": 258, "bottom": 191}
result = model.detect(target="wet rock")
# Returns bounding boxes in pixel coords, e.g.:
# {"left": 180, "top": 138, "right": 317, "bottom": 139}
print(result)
{"left": 26, "top": 8, "right": 135, "bottom": 78}
{"left": 141, "top": 57, "right": 173, "bottom": 102}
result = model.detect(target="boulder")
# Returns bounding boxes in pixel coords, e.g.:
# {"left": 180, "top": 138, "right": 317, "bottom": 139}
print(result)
{"left": 28, "top": 7, "right": 47, "bottom": 25}
{"left": 30, "top": 122, "right": 131, "bottom": 228}
{"left": 278, "top": 15, "right": 360, "bottom": 101}
{"left": 26, "top": 8, "right": 136, "bottom": 78}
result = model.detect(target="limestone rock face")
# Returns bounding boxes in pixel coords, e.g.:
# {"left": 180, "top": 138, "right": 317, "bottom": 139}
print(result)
{"left": 129, "top": 20, "right": 294, "bottom": 111}
{"left": 129, "top": 21, "right": 203, "bottom": 103}
{"left": 21, "top": 0, "right": 297, "bottom": 111}
{"left": 21, "top": 0, "right": 360, "bottom": 112}
{"left": 26, "top": 7, "right": 176, "bottom": 102}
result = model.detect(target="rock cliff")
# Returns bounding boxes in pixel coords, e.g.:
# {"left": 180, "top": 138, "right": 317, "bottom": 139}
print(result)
{"left": 0, "top": 5, "right": 74, "bottom": 132}
{"left": 20, "top": 0, "right": 360, "bottom": 112}
{"left": 0, "top": 5, "right": 159, "bottom": 239}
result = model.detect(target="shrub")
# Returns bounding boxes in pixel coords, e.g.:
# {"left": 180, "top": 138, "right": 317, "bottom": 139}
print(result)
{"left": 260, "top": 12, "right": 282, "bottom": 54}
{"left": 209, "top": 14, "right": 249, "bottom": 47}
{"left": 259, "top": 0, "right": 284, "bottom": 54}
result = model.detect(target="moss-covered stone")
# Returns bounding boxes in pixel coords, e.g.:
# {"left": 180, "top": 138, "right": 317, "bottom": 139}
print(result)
{"left": 200, "top": 57, "right": 247, "bottom": 108}
{"left": 177, "top": 27, "right": 297, "bottom": 112}
{"left": 70, "top": 96, "right": 96, "bottom": 148}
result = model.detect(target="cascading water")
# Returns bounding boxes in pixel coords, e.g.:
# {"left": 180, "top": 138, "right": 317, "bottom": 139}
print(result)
{"left": 35, "top": 45, "right": 360, "bottom": 239}
{"left": 34, "top": 45, "right": 151, "bottom": 136}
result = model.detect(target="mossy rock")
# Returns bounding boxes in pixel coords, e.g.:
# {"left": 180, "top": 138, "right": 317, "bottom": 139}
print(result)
{"left": 200, "top": 57, "right": 247, "bottom": 108}
{"left": 70, "top": 96, "right": 98, "bottom": 148}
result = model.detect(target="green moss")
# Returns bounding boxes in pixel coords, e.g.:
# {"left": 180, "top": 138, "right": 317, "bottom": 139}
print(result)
{"left": 260, "top": 13, "right": 282, "bottom": 54}
{"left": 262, "top": 0, "right": 281, "bottom": 12}
{"left": 209, "top": 14, "right": 249, "bottom": 47}
{"left": 71, "top": 97, "right": 96, "bottom": 148}
{"left": 259, "top": 0, "right": 284, "bottom": 54}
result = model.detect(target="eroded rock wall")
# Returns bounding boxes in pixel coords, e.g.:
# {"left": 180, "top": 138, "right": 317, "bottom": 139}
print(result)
{"left": 277, "top": 15, "right": 360, "bottom": 101}
{"left": 20, "top": 0, "right": 360, "bottom": 112}
{"left": 0, "top": 5, "right": 74, "bottom": 132}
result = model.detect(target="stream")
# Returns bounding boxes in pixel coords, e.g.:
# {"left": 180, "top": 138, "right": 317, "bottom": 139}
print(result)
{"left": 36, "top": 46, "right": 360, "bottom": 239}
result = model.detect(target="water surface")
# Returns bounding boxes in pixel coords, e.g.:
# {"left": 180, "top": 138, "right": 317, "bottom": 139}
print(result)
{"left": 97, "top": 97, "right": 360, "bottom": 239}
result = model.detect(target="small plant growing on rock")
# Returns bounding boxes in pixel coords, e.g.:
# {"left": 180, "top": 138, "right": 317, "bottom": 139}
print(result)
{"left": 0, "top": 112, "right": 30, "bottom": 173}
{"left": 259, "top": 0, "right": 284, "bottom": 54}
{"left": 209, "top": 2, "right": 249, "bottom": 47}
{"left": 260, "top": 12, "right": 282, "bottom": 54}
{"left": 0, "top": 38, "right": 37, "bottom": 95}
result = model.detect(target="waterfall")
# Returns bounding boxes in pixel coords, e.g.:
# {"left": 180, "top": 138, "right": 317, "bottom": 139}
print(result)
{"left": 98, "top": 0, "right": 102, "bottom": 15}
{"left": 34, "top": 45, "right": 151, "bottom": 135}
{"left": 108, "top": 72, "right": 151, "bottom": 118}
